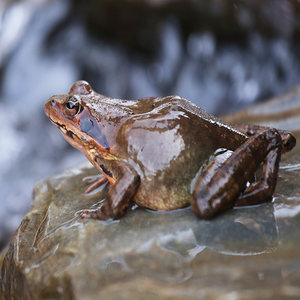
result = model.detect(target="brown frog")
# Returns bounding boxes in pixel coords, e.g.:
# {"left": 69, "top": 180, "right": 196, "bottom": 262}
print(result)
{"left": 45, "top": 81, "right": 296, "bottom": 220}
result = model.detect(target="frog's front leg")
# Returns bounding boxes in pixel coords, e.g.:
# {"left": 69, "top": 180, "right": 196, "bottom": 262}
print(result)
{"left": 80, "top": 163, "right": 140, "bottom": 220}
{"left": 191, "top": 128, "right": 283, "bottom": 219}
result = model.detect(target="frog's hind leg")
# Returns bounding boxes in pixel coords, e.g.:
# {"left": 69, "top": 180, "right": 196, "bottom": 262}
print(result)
{"left": 234, "top": 146, "right": 280, "bottom": 207}
{"left": 232, "top": 123, "right": 296, "bottom": 153}
{"left": 191, "top": 128, "right": 283, "bottom": 219}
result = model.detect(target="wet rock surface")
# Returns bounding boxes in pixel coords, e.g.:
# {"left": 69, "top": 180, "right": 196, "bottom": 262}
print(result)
{"left": 1, "top": 90, "right": 300, "bottom": 299}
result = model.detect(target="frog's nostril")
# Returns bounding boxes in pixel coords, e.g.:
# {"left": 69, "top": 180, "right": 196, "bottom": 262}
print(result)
{"left": 51, "top": 99, "right": 56, "bottom": 106}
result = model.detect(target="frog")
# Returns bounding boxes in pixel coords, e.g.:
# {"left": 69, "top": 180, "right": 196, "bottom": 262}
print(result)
{"left": 45, "top": 81, "right": 296, "bottom": 220}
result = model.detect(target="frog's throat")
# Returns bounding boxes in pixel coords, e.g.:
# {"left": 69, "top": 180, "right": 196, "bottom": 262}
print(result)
{"left": 49, "top": 118, "right": 118, "bottom": 161}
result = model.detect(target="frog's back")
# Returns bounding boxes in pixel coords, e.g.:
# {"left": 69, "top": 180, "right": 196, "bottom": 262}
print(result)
{"left": 119, "top": 95, "right": 246, "bottom": 210}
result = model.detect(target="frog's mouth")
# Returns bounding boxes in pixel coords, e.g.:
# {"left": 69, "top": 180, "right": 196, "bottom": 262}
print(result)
{"left": 48, "top": 116, "right": 118, "bottom": 161}
{"left": 48, "top": 117, "right": 96, "bottom": 159}
{"left": 50, "top": 118, "right": 82, "bottom": 141}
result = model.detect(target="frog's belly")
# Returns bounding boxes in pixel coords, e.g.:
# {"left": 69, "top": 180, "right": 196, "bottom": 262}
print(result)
{"left": 131, "top": 151, "right": 209, "bottom": 210}
{"left": 133, "top": 179, "right": 192, "bottom": 210}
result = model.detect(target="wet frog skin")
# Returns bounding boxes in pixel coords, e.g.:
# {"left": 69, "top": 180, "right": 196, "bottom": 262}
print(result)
{"left": 45, "top": 81, "right": 296, "bottom": 220}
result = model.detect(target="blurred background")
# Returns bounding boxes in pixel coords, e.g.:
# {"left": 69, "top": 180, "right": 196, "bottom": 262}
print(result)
{"left": 1, "top": 0, "right": 300, "bottom": 249}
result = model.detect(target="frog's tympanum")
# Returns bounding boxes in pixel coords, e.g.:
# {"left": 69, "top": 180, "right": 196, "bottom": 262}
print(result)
{"left": 45, "top": 81, "right": 296, "bottom": 220}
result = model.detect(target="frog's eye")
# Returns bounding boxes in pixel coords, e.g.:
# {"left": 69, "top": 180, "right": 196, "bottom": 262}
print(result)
{"left": 65, "top": 96, "right": 83, "bottom": 116}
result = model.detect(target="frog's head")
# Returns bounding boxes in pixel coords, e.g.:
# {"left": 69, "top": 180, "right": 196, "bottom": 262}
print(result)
{"left": 45, "top": 81, "right": 112, "bottom": 156}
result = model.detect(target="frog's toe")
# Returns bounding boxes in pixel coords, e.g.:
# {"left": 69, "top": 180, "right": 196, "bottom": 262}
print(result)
{"left": 77, "top": 207, "right": 112, "bottom": 220}
{"left": 77, "top": 209, "right": 98, "bottom": 219}
{"left": 84, "top": 176, "right": 108, "bottom": 194}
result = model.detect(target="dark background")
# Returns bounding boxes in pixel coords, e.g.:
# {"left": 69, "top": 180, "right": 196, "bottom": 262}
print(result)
{"left": 1, "top": 0, "right": 300, "bottom": 249}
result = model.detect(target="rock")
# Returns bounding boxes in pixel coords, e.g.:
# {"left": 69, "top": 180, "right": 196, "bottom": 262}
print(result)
{"left": 2, "top": 86, "right": 300, "bottom": 299}
{"left": 0, "top": 162, "right": 292, "bottom": 299}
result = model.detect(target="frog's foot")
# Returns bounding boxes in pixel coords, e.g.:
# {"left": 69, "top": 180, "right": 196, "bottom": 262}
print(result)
{"left": 191, "top": 128, "right": 284, "bottom": 219}
{"left": 80, "top": 162, "right": 140, "bottom": 220}
{"left": 79, "top": 208, "right": 102, "bottom": 219}
{"left": 84, "top": 176, "right": 108, "bottom": 194}
{"left": 78, "top": 206, "right": 111, "bottom": 220}
{"left": 232, "top": 123, "right": 296, "bottom": 153}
